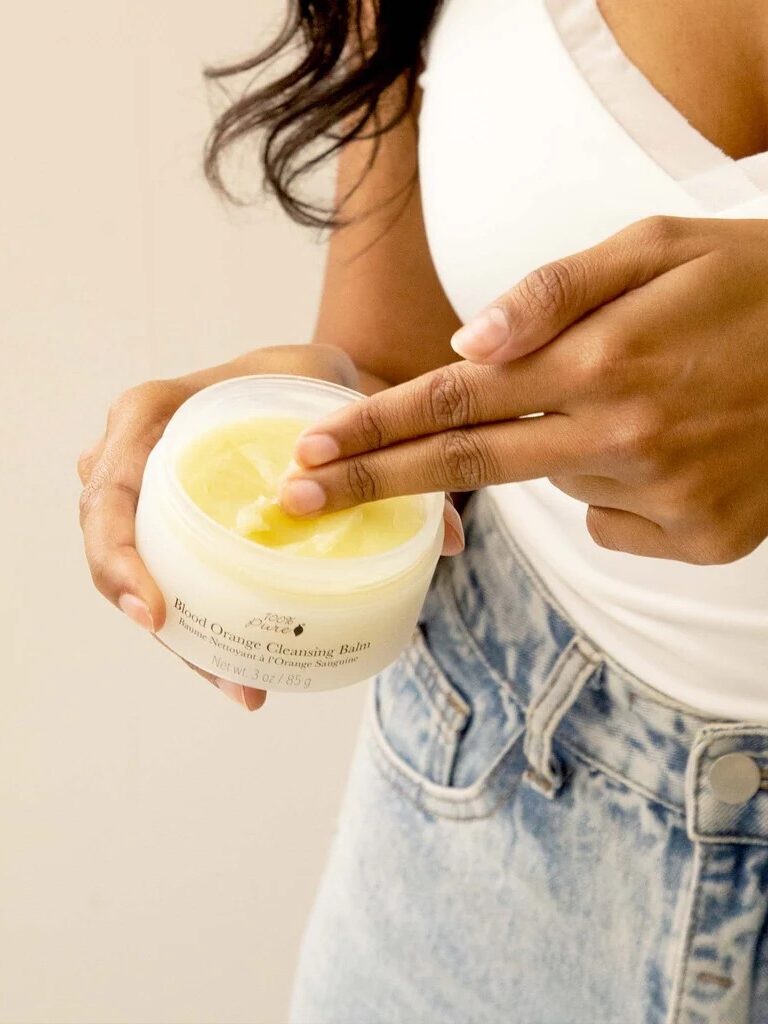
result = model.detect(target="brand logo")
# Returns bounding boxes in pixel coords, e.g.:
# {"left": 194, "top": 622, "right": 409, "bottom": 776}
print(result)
{"left": 243, "top": 612, "right": 307, "bottom": 635}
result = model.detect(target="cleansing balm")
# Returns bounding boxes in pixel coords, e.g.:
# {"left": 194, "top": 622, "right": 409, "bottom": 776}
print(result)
{"left": 134, "top": 374, "right": 445, "bottom": 693}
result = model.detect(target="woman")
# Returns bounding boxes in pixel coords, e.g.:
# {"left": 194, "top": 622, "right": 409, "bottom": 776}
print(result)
{"left": 78, "top": 0, "right": 768, "bottom": 1020}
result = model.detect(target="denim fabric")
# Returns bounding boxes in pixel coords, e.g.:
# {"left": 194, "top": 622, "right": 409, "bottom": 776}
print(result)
{"left": 289, "top": 489, "right": 768, "bottom": 1024}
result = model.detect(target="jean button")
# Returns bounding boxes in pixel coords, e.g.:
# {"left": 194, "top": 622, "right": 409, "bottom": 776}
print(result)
{"left": 709, "top": 752, "right": 761, "bottom": 805}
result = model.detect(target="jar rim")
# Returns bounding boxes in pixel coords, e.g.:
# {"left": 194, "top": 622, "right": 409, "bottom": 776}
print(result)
{"left": 155, "top": 373, "right": 445, "bottom": 592}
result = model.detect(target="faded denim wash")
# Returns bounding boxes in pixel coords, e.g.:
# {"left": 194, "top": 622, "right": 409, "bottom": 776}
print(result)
{"left": 290, "top": 488, "right": 768, "bottom": 1024}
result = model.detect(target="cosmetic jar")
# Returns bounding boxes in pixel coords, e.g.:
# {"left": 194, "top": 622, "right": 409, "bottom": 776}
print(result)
{"left": 134, "top": 374, "right": 445, "bottom": 693}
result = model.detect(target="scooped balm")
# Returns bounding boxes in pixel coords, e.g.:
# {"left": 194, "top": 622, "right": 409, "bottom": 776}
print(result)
{"left": 134, "top": 375, "right": 445, "bottom": 693}
{"left": 176, "top": 416, "right": 425, "bottom": 558}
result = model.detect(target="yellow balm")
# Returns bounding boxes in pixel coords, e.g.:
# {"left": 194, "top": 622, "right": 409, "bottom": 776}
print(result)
{"left": 134, "top": 374, "right": 444, "bottom": 694}
{"left": 176, "top": 416, "right": 424, "bottom": 558}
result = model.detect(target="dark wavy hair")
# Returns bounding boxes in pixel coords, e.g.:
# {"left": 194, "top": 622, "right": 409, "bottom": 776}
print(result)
{"left": 203, "top": 1, "right": 442, "bottom": 230}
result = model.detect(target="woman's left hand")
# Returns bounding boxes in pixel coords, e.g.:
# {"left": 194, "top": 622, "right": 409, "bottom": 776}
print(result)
{"left": 280, "top": 216, "right": 768, "bottom": 565}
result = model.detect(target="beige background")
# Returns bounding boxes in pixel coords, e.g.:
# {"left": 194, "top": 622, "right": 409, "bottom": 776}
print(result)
{"left": 1, "top": 3, "right": 366, "bottom": 1022}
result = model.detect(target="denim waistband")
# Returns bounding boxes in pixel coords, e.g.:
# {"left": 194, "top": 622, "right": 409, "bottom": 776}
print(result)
{"left": 420, "top": 489, "right": 768, "bottom": 845}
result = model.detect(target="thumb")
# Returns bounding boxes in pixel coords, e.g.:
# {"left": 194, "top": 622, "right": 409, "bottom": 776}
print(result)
{"left": 450, "top": 215, "right": 697, "bottom": 363}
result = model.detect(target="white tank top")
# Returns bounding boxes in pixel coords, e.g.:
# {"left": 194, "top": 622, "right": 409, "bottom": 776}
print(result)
{"left": 416, "top": 0, "right": 768, "bottom": 720}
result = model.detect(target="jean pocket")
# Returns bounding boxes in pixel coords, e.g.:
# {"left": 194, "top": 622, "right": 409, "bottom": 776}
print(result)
{"left": 369, "top": 621, "right": 526, "bottom": 819}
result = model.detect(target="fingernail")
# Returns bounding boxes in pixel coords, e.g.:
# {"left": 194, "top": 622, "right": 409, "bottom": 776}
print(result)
{"left": 118, "top": 593, "right": 155, "bottom": 632}
{"left": 450, "top": 307, "right": 510, "bottom": 358}
{"left": 243, "top": 688, "right": 265, "bottom": 711}
{"left": 214, "top": 677, "right": 261, "bottom": 711}
{"left": 294, "top": 432, "right": 340, "bottom": 468}
{"left": 279, "top": 478, "right": 327, "bottom": 516}
{"left": 442, "top": 502, "right": 465, "bottom": 555}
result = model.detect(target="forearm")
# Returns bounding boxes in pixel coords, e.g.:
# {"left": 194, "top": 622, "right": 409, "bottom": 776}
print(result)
{"left": 357, "top": 367, "right": 392, "bottom": 396}
{"left": 302, "top": 329, "right": 390, "bottom": 394}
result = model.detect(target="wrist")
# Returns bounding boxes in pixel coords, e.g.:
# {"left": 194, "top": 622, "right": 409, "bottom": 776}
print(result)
{"left": 182, "top": 342, "right": 358, "bottom": 394}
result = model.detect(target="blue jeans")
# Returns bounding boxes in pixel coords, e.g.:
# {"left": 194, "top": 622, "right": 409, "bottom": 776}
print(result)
{"left": 289, "top": 488, "right": 768, "bottom": 1024}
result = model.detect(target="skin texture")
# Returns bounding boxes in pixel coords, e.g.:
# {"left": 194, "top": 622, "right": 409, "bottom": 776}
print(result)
{"left": 79, "top": 1, "right": 768, "bottom": 708}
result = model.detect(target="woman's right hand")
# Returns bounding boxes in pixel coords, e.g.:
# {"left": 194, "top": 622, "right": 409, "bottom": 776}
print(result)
{"left": 77, "top": 344, "right": 360, "bottom": 711}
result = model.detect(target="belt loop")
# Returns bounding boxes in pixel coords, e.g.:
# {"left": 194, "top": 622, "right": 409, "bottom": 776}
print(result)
{"left": 523, "top": 635, "right": 603, "bottom": 799}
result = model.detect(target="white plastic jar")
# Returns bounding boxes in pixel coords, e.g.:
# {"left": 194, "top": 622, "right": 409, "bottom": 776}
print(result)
{"left": 134, "top": 374, "right": 445, "bottom": 693}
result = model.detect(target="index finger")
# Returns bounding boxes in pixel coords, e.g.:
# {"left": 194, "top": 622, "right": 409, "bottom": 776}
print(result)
{"left": 292, "top": 354, "right": 565, "bottom": 468}
{"left": 79, "top": 428, "right": 166, "bottom": 631}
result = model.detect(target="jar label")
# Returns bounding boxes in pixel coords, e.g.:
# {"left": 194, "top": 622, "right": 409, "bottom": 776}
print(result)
{"left": 157, "top": 591, "right": 417, "bottom": 692}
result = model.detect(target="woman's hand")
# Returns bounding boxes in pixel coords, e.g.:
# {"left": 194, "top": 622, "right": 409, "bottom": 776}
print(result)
{"left": 77, "top": 344, "right": 361, "bottom": 711}
{"left": 279, "top": 216, "right": 768, "bottom": 565}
